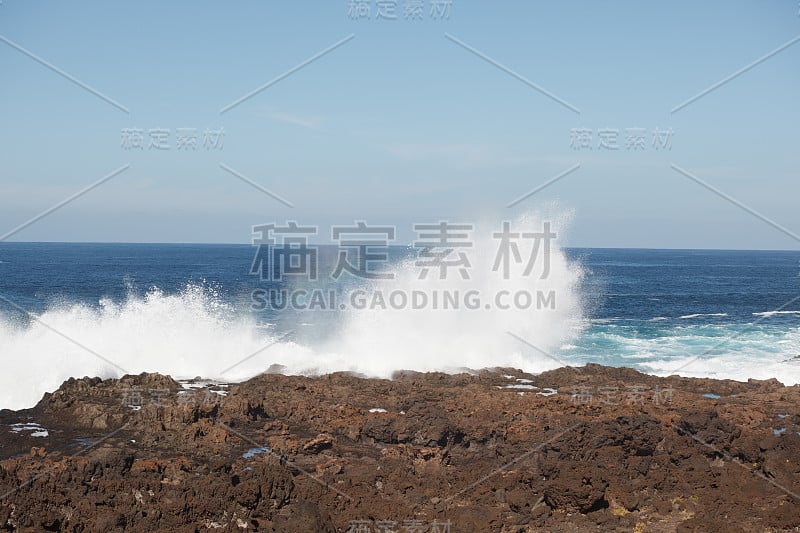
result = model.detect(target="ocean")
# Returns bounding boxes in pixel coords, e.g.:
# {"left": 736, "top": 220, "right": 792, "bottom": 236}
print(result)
{"left": 0, "top": 240, "right": 799, "bottom": 410}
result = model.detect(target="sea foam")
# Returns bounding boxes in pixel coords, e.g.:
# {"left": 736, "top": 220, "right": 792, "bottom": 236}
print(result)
{"left": 0, "top": 211, "right": 586, "bottom": 410}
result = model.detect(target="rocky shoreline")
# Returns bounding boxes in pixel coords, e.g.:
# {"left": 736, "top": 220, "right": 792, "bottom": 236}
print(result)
{"left": 0, "top": 364, "right": 799, "bottom": 532}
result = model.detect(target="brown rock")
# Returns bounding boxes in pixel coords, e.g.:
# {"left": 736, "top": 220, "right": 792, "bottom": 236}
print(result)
{"left": 0, "top": 365, "right": 798, "bottom": 531}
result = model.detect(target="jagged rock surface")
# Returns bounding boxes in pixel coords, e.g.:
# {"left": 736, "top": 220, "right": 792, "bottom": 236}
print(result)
{"left": 0, "top": 365, "right": 799, "bottom": 531}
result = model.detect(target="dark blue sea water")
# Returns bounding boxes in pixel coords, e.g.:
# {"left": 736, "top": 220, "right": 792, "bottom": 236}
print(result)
{"left": 567, "top": 248, "right": 800, "bottom": 376}
{"left": 0, "top": 243, "right": 798, "bottom": 409}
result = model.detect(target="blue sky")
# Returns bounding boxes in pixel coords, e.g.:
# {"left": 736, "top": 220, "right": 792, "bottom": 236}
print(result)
{"left": 0, "top": 1, "right": 798, "bottom": 249}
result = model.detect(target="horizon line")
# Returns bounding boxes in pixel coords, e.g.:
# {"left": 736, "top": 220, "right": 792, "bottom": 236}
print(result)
{"left": 0, "top": 241, "right": 798, "bottom": 253}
